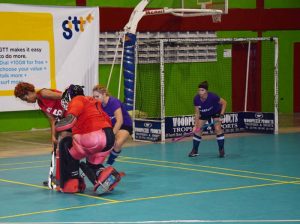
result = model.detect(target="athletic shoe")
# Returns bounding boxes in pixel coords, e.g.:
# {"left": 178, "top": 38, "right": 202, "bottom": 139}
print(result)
{"left": 188, "top": 148, "right": 199, "bottom": 157}
{"left": 42, "top": 176, "right": 59, "bottom": 187}
{"left": 219, "top": 148, "right": 225, "bottom": 158}
{"left": 43, "top": 180, "right": 48, "bottom": 186}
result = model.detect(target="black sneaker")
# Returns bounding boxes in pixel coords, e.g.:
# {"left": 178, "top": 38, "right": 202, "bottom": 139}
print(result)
{"left": 43, "top": 180, "right": 48, "bottom": 186}
{"left": 188, "top": 148, "right": 199, "bottom": 157}
{"left": 43, "top": 176, "right": 58, "bottom": 187}
{"left": 219, "top": 148, "right": 225, "bottom": 158}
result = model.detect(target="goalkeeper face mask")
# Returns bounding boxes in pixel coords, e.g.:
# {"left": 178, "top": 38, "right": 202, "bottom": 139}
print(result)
{"left": 61, "top": 84, "right": 84, "bottom": 110}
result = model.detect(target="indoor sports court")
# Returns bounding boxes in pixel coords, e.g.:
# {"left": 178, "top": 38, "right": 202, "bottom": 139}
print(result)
{"left": 0, "top": 121, "right": 300, "bottom": 223}
{"left": 1, "top": 0, "right": 300, "bottom": 223}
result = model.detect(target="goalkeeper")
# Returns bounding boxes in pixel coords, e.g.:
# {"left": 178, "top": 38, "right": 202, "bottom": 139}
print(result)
{"left": 188, "top": 81, "right": 227, "bottom": 158}
{"left": 55, "top": 84, "right": 123, "bottom": 194}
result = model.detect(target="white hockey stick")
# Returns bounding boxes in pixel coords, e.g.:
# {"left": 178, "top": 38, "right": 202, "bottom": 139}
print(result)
{"left": 47, "top": 144, "right": 57, "bottom": 189}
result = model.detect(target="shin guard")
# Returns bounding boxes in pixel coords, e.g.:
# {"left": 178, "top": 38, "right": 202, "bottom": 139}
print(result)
{"left": 94, "top": 166, "right": 125, "bottom": 194}
{"left": 59, "top": 136, "right": 82, "bottom": 193}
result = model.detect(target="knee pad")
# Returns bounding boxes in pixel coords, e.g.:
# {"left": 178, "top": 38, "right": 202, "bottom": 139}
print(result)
{"left": 59, "top": 136, "right": 80, "bottom": 189}
{"left": 93, "top": 166, "right": 124, "bottom": 194}
{"left": 60, "top": 177, "right": 86, "bottom": 194}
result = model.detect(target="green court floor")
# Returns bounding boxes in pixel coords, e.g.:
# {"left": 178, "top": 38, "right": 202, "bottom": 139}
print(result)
{"left": 0, "top": 133, "right": 299, "bottom": 223}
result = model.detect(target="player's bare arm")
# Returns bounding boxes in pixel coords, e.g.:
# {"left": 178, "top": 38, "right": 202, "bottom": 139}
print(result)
{"left": 40, "top": 89, "right": 63, "bottom": 100}
{"left": 113, "top": 108, "right": 123, "bottom": 134}
{"left": 194, "top": 106, "right": 200, "bottom": 128}
{"left": 219, "top": 98, "right": 227, "bottom": 115}
{"left": 43, "top": 112, "right": 57, "bottom": 144}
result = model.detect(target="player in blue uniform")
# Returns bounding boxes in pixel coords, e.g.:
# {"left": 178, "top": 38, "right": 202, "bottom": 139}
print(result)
{"left": 189, "top": 81, "right": 227, "bottom": 158}
{"left": 93, "top": 85, "right": 133, "bottom": 165}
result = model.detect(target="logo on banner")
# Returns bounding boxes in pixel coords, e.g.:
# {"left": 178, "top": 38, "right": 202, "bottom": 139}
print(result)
{"left": 255, "top": 112, "right": 263, "bottom": 119}
{"left": 144, "top": 123, "right": 152, "bottom": 128}
{"left": 62, "top": 13, "right": 94, "bottom": 40}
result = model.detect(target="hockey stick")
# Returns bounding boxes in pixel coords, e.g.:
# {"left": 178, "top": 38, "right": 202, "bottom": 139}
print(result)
{"left": 47, "top": 143, "right": 57, "bottom": 189}
{"left": 172, "top": 120, "right": 218, "bottom": 142}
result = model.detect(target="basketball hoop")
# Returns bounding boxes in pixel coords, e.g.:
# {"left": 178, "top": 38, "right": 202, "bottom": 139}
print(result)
{"left": 212, "top": 13, "right": 222, "bottom": 23}
{"left": 124, "top": 0, "right": 226, "bottom": 33}
{"left": 199, "top": 1, "right": 225, "bottom": 23}
{"left": 167, "top": 8, "right": 223, "bottom": 18}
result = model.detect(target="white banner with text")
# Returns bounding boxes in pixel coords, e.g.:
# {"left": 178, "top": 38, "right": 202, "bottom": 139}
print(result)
{"left": 0, "top": 4, "right": 99, "bottom": 111}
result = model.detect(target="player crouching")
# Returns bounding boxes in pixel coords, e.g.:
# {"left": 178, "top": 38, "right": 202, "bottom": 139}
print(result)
{"left": 55, "top": 84, "right": 124, "bottom": 194}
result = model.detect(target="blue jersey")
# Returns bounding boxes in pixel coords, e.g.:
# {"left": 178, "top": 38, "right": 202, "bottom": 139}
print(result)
{"left": 193, "top": 92, "right": 221, "bottom": 118}
{"left": 102, "top": 96, "right": 132, "bottom": 127}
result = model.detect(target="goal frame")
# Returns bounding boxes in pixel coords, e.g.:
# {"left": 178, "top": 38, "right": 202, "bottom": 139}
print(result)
{"left": 132, "top": 37, "right": 279, "bottom": 142}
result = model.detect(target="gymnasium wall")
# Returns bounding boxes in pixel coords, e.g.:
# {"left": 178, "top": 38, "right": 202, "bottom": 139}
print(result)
{"left": 0, "top": 0, "right": 299, "bottom": 132}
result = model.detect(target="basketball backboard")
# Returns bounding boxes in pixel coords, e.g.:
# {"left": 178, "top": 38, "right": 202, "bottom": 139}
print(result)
{"left": 182, "top": 0, "right": 228, "bottom": 14}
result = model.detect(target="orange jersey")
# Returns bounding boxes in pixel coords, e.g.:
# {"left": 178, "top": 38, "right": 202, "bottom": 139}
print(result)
{"left": 67, "top": 96, "right": 112, "bottom": 134}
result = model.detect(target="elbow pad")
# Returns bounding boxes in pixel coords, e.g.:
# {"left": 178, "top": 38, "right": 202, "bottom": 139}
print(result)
{"left": 56, "top": 114, "right": 77, "bottom": 132}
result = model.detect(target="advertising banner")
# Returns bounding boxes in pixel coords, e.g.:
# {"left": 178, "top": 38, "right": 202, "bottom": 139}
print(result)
{"left": 242, "top": 112, "right": 275, "bottom": 133}
{"left": 0, "top": 4, "right": 99, "bottom": 111}
{"left": 134, "top": 119, "right": 161, "bottom": 142}
{"left": 134, "top": 112, "right": 275, "bottom": 142}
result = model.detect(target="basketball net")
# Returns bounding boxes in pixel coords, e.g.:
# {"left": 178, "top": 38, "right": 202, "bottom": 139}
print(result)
{"left": 212, "top": 13, "right": 222, "bottom": 23}
{"left": 202, "top": 2, "right": 223, "bottom": 23}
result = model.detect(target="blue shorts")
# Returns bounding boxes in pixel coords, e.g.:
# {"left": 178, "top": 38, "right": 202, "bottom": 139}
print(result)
{"left": 120, "top": 124, "right": 133, "bottom": 135}
{"left": 200, "top": 111, "right": 221, "bottom": 121}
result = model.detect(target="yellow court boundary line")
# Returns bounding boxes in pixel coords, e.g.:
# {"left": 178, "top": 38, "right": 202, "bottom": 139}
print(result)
{"left": 0, "top": 178, "right": 49, "bottom": 190}
{"left": 1, "top": 155, "right": 299, "bottom": 220}
{"left": 1, "top": 156, "right": 299, "bottom": 184}
{"left": 0, "top": 201, "right": 118, "bottom": 220}
{"left": 2, "top": 156, "right": 299, "bottom": 181}
{"left": 0, "top": 178, "right": 120, "bottom": 202}
{"left": 120, "top": 156, "right": 300, "bottom": 180}
{"left": 0, "top": 160, "right": 293, "bottom": 184}
{"left": 118, "top": 160, "right": 297, "bottom": 184}
{"left": 0, "top": 181, "right": 296, "bottom": 220}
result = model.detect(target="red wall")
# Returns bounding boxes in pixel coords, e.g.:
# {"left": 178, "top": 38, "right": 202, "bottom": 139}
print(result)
{"left": 232, "top": 43, "right": 261, "bottom": 112}
{"left": 98, "top": 8, "right": 300, "bottom": 32}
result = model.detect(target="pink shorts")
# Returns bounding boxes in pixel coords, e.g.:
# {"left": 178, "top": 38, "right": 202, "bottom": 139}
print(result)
{"left": 69, "top": 129, "right": 113, "bottom": 164}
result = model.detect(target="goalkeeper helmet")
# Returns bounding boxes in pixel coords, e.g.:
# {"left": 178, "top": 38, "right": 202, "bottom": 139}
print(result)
{"left": 61, "top": 84, "right": 84, "bottom": 110}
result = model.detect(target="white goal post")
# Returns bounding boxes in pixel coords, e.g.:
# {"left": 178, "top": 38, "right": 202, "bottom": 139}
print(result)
{"left": 107, "top": 0, "right": 227, "bottom": 110}
{"left": 133, "top": 37, "right": 279, "bottom": 142}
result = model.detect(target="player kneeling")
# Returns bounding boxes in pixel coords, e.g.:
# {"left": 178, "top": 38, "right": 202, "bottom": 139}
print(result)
{"left": 57, "top": 137, "right": 123, "bottom": 194}
{"left": 55, "top": 84, "right": 124, "bottom": 194}
{"left": 79, "top": 161, "right": 124, "bottom": 194}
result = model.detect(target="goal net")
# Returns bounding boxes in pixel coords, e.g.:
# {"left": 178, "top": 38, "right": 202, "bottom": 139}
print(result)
{"left": 133, "top": 37, "right": 278, "bottom": 142}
